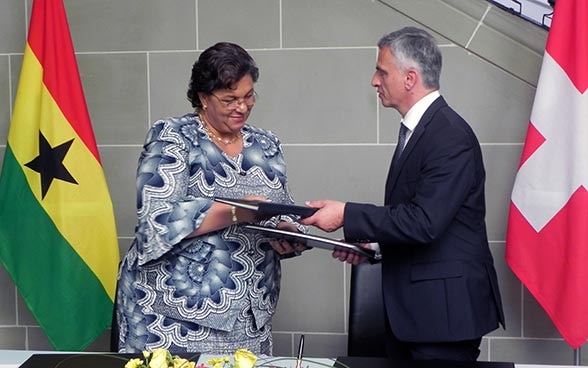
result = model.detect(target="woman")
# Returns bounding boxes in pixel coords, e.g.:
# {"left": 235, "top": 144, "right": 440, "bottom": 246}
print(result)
{"left": 116, "top": 42, "right": 306, "bottom": 355}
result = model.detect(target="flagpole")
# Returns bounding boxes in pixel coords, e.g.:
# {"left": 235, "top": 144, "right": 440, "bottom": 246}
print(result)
{"left": 574, "top": 348, "right": 580, "bottom": 366}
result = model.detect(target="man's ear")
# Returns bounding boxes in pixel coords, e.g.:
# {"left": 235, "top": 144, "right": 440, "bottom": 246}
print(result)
{"left": 404, "top": 69, "right": 418, "bottom": 90}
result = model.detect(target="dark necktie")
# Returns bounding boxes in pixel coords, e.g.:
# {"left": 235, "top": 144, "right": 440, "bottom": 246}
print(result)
{"left": 395, "top": 123, "right": 410, "bottom": 161}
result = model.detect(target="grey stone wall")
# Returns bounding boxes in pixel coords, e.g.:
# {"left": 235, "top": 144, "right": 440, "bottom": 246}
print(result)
{"left": 1, "top": 0, "right": 582, "bottom": 364}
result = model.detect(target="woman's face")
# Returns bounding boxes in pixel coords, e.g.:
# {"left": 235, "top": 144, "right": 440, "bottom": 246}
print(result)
{"left": 200, "top": 74, "right": 256, "bottom": 134}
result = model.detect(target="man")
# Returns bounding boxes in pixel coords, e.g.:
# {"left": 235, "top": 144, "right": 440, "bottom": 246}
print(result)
{"left": 301, "top": 27, "right": 505, "bottom": 361}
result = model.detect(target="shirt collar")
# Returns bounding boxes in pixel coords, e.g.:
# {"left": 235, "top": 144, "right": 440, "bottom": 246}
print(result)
{"left": 402, "top": 90, "right": 441, "bottom": 131}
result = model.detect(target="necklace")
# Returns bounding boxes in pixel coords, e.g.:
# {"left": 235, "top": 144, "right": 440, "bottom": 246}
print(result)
{"left": 199, "top": 112, "right": 241, "bottom": 145}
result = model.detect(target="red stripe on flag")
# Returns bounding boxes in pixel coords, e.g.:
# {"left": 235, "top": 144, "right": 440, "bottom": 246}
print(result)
{"left": 506, "top": 0, "right": 588, "bottom": 349}
{"left": 546, "top": 0, "right": 588, "bottom": 93}
{"left": 27, "top": 0, "right": 101, "bottom": 163}
{"left": 507, "top": 187, "right": 588, "bottom": 348}
{"left": 518, "top": 121, "right": 545, "bottom": 168}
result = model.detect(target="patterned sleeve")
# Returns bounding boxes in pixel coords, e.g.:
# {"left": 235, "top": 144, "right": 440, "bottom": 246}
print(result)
{"left": 254, "top": 129, "right": 308, "bottom": 235}
{"left": 134, "top": 118, "right": 211, "bottom": 265}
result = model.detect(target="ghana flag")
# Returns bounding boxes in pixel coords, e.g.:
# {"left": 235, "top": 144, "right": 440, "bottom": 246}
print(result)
{"left": 0, "top": 0, "right": 120, "bottom": 350}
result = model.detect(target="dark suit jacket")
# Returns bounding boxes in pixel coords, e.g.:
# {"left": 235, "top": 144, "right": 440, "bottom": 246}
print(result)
{"left": 344, "top": 96, "right": 505, "bottom": 342}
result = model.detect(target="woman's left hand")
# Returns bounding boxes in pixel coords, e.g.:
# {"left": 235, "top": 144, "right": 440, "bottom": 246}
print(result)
{"left": 269, "top": 221, "right": 308, "bottom": 255}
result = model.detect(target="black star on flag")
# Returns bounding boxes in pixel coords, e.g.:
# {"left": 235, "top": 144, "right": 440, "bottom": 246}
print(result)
{"left": 25, "top": 131, "right": 78, "bottom": 199}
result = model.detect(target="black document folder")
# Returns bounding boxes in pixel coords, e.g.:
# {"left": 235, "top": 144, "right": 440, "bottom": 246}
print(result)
{"left": 243, "top": 224, "right": 381, "bottom": 261}
{"left": 335, "top": 356, "right": 514, "bottom": 368}
{"left": 19, "top": 353, "right": 201, "bottom": 368}
{"left": 214, "top": 197, "right": 318, "bottom": 218}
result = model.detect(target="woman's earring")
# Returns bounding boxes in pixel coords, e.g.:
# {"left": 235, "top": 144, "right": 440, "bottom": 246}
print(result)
{"left": 203, "top": 104, "right": 207, "bottom": 110}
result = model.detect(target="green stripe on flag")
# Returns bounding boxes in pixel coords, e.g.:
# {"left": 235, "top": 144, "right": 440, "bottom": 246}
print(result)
{"left": 0, "top": 146, "right": 113, "bottom": 350}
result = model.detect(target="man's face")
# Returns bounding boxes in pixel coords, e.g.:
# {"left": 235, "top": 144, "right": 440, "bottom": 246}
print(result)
{"left": 371, "top": 46, "right": 406, "bottom": 111}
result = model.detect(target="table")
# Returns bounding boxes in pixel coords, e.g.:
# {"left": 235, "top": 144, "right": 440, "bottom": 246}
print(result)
{"left": 337, "top": 356, "right": 514, "bottom": 367}
{"left": 0, "top": 350, "right": 586, "bottom": 368}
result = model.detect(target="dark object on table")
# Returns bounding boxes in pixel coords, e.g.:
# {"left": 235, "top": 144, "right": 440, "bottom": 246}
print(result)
{"left": 19, "top": 353, "right": 201, "bottom": 368}
{"left": 335, "top": 356, "right": 514, "bottom": 368}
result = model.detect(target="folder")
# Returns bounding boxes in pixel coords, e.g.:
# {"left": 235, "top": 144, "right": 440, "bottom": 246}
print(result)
{"left": 243, "top": 224, "right": 381, "bottom": 261}
{"left": 19, "top": 353, "right": 201, "bottom": 368}
{"left": 214, "top": 197, "right": 318, "bottom": 218}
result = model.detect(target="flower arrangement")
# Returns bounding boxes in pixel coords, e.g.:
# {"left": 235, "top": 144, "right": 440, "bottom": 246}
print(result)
{"left": 199, "top": 349, "right": 257, "bottom": 368}
{"left": 124, "top": 348, "right": 257, "bottom": 368}
{"left": 123, "top": 347, "right": 350, "bottom": 368}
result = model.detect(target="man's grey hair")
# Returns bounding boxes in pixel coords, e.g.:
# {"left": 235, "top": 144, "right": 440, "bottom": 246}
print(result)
{"left": 377, "top": 26, "right": 442, "bottom": 90}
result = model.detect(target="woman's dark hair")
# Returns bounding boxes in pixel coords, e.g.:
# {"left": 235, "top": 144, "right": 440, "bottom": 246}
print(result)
{"left": 187, "top": 42, "right": 259, "bottom": 109}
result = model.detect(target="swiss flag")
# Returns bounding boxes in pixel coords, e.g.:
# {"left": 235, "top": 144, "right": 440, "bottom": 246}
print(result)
{"left": 506, "top": 0, "right": 588, "bottom": 349}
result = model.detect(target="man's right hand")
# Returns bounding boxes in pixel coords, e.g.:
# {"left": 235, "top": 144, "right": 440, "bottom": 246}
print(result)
{"left": 300, "top": 199, "right": 345, "bottom": 232}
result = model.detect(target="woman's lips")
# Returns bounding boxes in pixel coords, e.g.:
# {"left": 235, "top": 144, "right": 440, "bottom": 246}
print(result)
{"left": 231, "top": 115, "right": 246, "bottom": 123}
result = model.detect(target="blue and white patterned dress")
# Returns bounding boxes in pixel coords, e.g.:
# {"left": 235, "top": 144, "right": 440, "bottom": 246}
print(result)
{"left": 116, "top": 113, "right": 305, "bottom": 355}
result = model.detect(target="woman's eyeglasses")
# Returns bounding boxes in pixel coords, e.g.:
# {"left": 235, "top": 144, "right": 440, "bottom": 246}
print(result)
{"left": 210, "top": 91, "right": 257, "bottom": 110}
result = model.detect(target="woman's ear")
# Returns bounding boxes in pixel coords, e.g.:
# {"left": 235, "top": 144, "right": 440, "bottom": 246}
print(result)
{"left": 198, "top": 92, "right": 208, "bottom": 109}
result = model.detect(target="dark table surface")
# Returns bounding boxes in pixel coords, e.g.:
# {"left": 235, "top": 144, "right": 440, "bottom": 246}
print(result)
{"left": 335, "top": 356, "right": 514, "bottom": 368}
{"left": 18, "top": 353, "right": 199, "bottom": 368}
{"left": 18, "top": 353, "right": 515, "bottom": 368}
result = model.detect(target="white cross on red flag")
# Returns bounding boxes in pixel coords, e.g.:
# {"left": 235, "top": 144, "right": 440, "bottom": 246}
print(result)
{"left": 506, "top": 0, "right": 588, "bottom": 349}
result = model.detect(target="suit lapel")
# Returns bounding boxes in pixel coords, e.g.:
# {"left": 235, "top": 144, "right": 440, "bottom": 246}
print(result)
{"left": 384, "top": 96, "right": 447, "bottom": 204}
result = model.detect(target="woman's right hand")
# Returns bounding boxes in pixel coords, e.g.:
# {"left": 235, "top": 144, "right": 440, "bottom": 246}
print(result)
{"left": 234, "top": 195, "right": 268, "bottom": 223}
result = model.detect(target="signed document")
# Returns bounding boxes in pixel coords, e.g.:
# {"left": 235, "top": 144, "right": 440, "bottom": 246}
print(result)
{"left": 243, "top": 224, "right": 381, "bottom": 261}
{"left": 214, "top": 197, "right": 318, "bottom": 218}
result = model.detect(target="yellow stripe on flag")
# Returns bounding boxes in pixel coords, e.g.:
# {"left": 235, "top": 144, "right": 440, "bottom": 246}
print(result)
{"left": 10, "top": 45, "right": 118, "bottom": 301}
